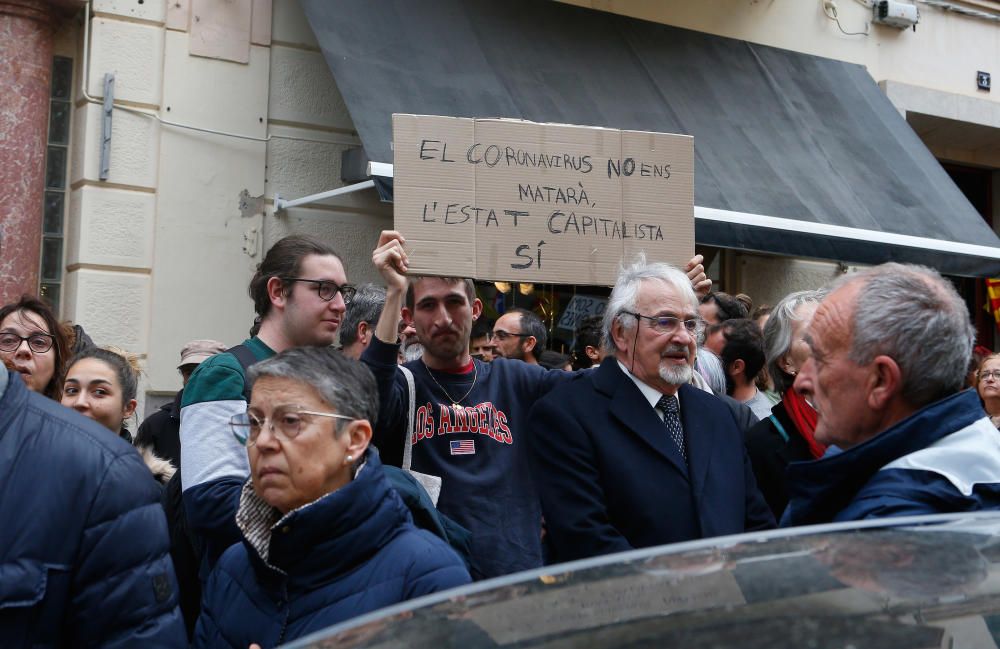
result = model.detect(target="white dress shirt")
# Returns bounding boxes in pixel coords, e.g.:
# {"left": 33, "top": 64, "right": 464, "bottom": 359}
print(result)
{"left": 617, "top": 359, "right": 681, "bottom": 422}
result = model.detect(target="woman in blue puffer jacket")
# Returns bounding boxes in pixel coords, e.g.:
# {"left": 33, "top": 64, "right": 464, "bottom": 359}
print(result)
{"left": 193, "top": 347, "right": 470, "bottom": 649}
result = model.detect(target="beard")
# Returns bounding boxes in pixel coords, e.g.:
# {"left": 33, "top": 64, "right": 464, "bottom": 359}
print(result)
{"left": 659, "top": 363, "right": 693, "bottom": 386}
{"left": 500, "top": 344, "right": 525, "bottom": 360}
{"left": 419, "top": 327, "right": 469, "bottom": 362}
{"left": 658, "top": 343, "right": 694, "bottom": 386}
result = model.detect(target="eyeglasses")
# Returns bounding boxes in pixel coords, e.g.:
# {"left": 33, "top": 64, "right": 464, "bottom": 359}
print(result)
{"left": 623, "top": 312, "right": 704, "bottom": 337}
{"left": 281, "top": 278, "right": 356, "bottom": 304}
{"left": 492, "top": 329, "right": 530, "bottom": 342}
{"left": 980, "top": 370, "right": 1000, "bottom": 382}
{"left": 0, "top": 332, "right": 55, "bottom": 354}
{"left": 230, "top": 405, "right": 356, "bottom": 447}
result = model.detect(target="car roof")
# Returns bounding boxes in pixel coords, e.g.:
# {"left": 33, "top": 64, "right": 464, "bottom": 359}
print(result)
{"left": 285, "top": 512, "right": 1000, "bottom": 649}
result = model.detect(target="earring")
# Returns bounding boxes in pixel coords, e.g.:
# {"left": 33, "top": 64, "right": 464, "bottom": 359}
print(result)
{"left": 789, "top": 370, "right": 797, "bottom": 377}
{"left": 345, "top": 454, "right": 354, "bottom": 464}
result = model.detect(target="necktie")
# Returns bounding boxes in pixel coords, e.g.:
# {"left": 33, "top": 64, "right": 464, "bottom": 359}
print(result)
{"left": 656, "top": 394, "right": 687, "bottom": 461}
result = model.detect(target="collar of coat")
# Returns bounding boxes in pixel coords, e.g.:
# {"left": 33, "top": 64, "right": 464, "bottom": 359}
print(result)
{"left": 782, "top": 389, "right": 986, "bottom": 525}
{"left": 235, "top": 446, "right": 408, "bottom": 582}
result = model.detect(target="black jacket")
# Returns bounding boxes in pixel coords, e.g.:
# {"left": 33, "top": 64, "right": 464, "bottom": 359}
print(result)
{"left": 745, "top": 399, "right": 815, "bottom": 519}
{"left": 135, "top": 389, "right": 183, "bottom": 468}
{"left": 529, "top": 358, "right": 775, "bottom": 564}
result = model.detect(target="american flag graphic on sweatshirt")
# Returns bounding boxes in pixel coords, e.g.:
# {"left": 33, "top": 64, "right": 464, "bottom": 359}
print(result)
{"left": 450, "top": 439, "right": 475, "bottom": 455}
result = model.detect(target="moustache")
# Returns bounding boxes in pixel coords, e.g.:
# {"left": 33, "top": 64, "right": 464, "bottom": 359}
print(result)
{"left": 661, "top": 344, "right": 691, "bottom": 359}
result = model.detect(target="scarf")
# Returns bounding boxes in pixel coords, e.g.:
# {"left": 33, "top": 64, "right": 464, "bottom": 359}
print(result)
{"left": 782, "top": 389, "right": 827, "bottom": 459}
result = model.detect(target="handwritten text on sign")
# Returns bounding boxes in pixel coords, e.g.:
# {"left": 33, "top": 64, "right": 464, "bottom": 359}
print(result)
{"left": 392, "top": 115, "right": 694, "bottom": 286}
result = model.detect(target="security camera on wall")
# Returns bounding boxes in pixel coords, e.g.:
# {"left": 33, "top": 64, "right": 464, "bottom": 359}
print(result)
{"left": 872, "top": 1, "right": 919, "bottom": 29}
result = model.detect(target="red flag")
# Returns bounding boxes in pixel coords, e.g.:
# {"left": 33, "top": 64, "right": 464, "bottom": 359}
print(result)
{"left": 987, "top": 278, "right": 1000, "bottom": 330}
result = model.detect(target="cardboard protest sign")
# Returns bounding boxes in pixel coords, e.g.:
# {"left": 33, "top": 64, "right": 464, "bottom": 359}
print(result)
{"left": 556, "top": 294, "right": 608, "bottom": 331}
{"left": 393, "top": 114, "right": 694, "bottom": 286}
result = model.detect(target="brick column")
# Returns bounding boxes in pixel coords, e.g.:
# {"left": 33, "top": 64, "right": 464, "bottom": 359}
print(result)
{"left": 0, "top": 0, "right": 56, "bottom": 305}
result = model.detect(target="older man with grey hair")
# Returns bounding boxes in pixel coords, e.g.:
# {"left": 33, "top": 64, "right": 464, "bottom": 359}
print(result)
{"left": 783, "top": 263, "right": 1000, "bottom": 526}
{"left": 340, "top": 283, "right": 387, "bottom": 360}
{"left": 528, "top": 256, "right": 774, "bottom": 564}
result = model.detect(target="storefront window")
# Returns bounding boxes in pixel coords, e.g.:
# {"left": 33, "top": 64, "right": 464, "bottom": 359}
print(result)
{"left": 475, "top": 281, "right": 611, "bottom": 355}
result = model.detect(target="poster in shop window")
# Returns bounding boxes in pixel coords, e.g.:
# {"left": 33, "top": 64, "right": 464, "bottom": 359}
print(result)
{"left": 392, "top": 114, "right": 694, "bottom": 287}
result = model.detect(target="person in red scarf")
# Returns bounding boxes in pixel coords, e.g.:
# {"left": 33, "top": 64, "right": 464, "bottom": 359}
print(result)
{"left": 976, "top": 352, "right": 1000, "bottom": 429}
{"left": 744, "top": 289, "right": 827, "bottom": 519}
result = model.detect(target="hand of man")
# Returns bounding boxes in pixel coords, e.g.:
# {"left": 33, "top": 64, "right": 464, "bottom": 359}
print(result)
{"left": 373, "top": 230, "right": 410, "bottom": 294}
{"left": 685, "top": 254, "right": 712, "bottom": 298}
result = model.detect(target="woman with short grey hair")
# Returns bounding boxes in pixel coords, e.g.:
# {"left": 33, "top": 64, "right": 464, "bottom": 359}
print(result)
{"left": 193, "top": 347, "right": 469, "bottom": 648}
{"left": 744, "top": 289, "right": 827, "bottom": 519}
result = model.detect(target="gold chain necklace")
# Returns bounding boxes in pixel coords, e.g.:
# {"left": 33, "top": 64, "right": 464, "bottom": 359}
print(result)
{"left": 423, "top": 360, "right": 478, "bottom": 410}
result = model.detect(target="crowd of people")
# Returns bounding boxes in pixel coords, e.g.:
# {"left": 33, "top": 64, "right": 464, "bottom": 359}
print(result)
{"left": 3, "top": 228, "right": 1000, "bottom": 647}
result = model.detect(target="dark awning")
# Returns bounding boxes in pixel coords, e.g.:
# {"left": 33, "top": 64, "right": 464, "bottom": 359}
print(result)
{"left": 300, "top": 0, "right": 1000, "bottom": 277}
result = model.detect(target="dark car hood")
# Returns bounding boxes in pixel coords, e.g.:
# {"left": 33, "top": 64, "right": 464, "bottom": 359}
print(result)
{"left": 284, "top": 513, "right": 1000, "bottom": 649}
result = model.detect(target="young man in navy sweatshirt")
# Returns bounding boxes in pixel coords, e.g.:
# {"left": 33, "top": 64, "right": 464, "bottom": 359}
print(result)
{"left": 363, "top": 231, "right": 715, "bottom": 578}
{"left": 362, "top": 231, "right": 571, "bottom": 578}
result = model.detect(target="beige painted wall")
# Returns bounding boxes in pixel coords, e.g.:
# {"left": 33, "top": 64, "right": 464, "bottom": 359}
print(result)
{"left": 562, "top": 0, "right": 999, "bottom": 104}
{"left": 146, "top": 31, "right": 269, "bottom": 392}
{"left": 735, "top": 252, "right": 862, "bottom": 307}
{"left": 264, "top": 0, "right": 391, "bottom": 287}
{"left": 65, "top": 0, "right": 271, "bottom": 416}
{"left": 65, "top": 0, "right": 389, "bottom": 412}
{"left": 62, "top": 0, "right": 998, "bottom": 413}
{"left": 65, "top": 4, "right": 164, "bottom": 417}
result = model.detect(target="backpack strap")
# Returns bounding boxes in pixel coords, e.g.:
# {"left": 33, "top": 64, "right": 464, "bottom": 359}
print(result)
{"left": 226, "top": 343, "right": 258, "bottom": 401}
{"left": 399, "top": 365, "right": 417, "bottom": 472}
{"left": 398, "top": 365, "right": 442, "bottom": 505}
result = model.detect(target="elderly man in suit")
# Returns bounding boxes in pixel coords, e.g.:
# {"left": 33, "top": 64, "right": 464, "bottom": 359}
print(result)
{"left": 528, "top": 256, "right": 775, "bottom": 563}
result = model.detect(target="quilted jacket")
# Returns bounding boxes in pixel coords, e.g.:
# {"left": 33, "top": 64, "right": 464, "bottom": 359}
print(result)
{"left": 193, "top": 447, "right": 470, "bottom": 648}
{"left": 0, "top": 371, "right": 185, "bottom": 647}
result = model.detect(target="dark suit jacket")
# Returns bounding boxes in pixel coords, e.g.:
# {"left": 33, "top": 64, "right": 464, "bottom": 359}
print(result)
{"left": 528, "top": 358, "right": 775, "bottom": 564}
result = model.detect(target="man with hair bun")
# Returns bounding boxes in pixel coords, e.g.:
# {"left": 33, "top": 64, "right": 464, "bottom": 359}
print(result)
{"left": 784, "top": 263, "right": 1000, "bottom": 525}
{"left": 180, "top": 235, "right": 354, "bottom": 571}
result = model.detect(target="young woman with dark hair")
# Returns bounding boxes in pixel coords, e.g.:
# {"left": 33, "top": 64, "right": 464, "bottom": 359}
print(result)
{"left": 62, "top": 347, "right": 175, "bottom": 484}
{"left": 0, "top": 295, "right": 72, "bottom": 400}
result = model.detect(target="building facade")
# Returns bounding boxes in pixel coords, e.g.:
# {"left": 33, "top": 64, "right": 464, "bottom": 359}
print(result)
{"left": 0, "top": 0, "right": 997, "bottom": 413}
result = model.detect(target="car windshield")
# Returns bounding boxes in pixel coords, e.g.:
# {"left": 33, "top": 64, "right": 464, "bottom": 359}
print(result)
{"left": 285, "top": 514, "right": 1000, "bottom": 649}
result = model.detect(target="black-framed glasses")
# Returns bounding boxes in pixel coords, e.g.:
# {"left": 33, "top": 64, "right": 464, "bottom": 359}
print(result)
{"left": 0, "top": 331, "right": 55, "bottom": 354}
{"left": 230, "top": 405, "right": 356, "bottom": 447}
{"left": 281, "top": 278, "right": 356, "bottom": 304}
{"left": 623, "top": 312, "right": 703, "bottom": 337}
{"left": 980, "top": 370, "right": 1000, "bottom": 382}
{"left": 492, "top": 329, "right": 530, "bottom": 342}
